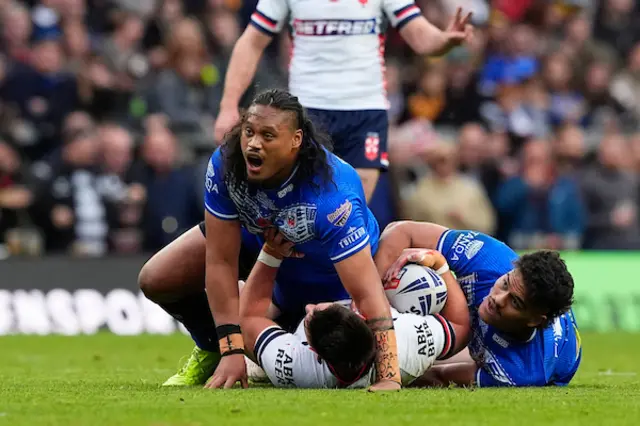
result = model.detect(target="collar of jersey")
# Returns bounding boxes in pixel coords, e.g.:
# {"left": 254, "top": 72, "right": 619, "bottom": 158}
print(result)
{"left": 279, "top": 163, "right": 299, "bottom": 189}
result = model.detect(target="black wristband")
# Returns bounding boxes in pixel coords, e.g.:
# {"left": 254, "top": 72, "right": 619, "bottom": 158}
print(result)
{"left": 220, "top": 348, "right": 245, "bottom": 357}
{"left": 216, "top": 324, "right": 242, "bottom": 339}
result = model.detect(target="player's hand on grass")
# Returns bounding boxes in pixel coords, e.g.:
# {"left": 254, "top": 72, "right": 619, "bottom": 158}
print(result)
{"left": 384, "top": 249, "right": 447, "bottom": 284}
{"left": 368, "top": 379, "right": 401, "bottom": 392}
{"left": 205, "top": 353, "right": 248, "bottom": 389}
{"left": 214, "top": 107, "right": 241, "bottom": 143}
{"left": 263, "top": 228, "right": 305, "bottom": 259}
{"left": 443, "top": 7, "right": 474, "bottom": 50}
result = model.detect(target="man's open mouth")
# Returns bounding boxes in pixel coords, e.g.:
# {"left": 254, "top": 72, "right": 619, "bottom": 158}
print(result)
{"left": 246, "top": 153, "right": 264, "bottom": 172}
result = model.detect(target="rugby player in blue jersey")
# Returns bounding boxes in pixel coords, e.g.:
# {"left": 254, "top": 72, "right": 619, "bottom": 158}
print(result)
{"left": 139, "top": 89, "right": 401, "bottom": 391}
{"left": 374, "top": 221, "right": 582, "bottom": 387}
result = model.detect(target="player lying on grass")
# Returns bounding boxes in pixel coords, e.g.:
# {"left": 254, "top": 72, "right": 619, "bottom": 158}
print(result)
{"left": 239, "top": 229, "right": 470, "bottom": 388}
{"left": 374, "top": 221, "right": 582, "bottom": 387}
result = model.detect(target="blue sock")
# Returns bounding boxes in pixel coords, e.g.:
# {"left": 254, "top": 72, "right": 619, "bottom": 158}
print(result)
{"left": 159, "top": 292, "right": 220, "bottom": 353}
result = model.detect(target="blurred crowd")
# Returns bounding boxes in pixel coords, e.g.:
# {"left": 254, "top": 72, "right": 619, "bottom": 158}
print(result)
{"left": 0, "top": 0, "right": 639, "bottom": 258}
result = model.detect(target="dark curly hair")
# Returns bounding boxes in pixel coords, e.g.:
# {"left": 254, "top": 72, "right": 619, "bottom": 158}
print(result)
{"left": 307, "top": 304, "right": 376, "bottom": 385}
{"left": 515, "top": 250, "right": 575, "bottom": 328}
{"left": 220, "top": 89, "right": 334, "bottom": 190}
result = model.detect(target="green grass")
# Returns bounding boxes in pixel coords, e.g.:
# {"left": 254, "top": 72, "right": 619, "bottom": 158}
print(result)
{"left": 1, "top": 333, "right": 639, "bottom": 426}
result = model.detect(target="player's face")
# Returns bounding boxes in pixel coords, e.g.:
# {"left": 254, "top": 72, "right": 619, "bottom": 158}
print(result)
{"left": 241, "top": 104, "right": 302, "bottom": 186}
{"left": 478, "top": 269, "right": 545, "bottom": 333}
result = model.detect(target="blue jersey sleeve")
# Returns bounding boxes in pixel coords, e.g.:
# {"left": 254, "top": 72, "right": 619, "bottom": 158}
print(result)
{"left": 436, "top": 229, "right": 518, "bottom": 280}
{"left": 203, "top": 149, "right": 238, "bottom": 220}
{"left": 317, "top": 194, "right": 371, "bottom": 263}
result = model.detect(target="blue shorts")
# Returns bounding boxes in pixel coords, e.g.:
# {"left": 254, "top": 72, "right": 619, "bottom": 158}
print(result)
{"left": 307, "top": 109, "right": 388, "bottom": 170}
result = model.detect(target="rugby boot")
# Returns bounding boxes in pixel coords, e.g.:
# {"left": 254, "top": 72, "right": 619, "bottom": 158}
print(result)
{"left": 162, "top": 346, "right": 221, "bottom": 386}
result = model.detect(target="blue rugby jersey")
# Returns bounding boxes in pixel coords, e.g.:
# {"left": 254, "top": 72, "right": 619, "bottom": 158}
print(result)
{"left": 436, "top": 230, "right": 582, "bottom": 387}
{"left": 204, "top": 148, "right": 380, "bottom": 314}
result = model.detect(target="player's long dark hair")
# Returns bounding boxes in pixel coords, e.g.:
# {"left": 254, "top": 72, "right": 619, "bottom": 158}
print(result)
{"left": 220, "top": 89, "right": 334, "bottom": 190}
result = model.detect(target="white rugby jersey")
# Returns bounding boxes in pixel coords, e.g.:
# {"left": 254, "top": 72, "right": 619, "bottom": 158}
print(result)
{"left": 254, "top": 308, "right": 456, "bottom": 388}
{"left": 250, "top": 0, "right": 421, "bottom": 110}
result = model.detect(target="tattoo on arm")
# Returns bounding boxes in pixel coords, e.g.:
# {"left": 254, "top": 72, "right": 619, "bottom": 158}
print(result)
{"left": 366, "top": 317, "right": 394, "bottom": 331}
{"left": 373, "top": 327, "right": 401, "bottom": 384}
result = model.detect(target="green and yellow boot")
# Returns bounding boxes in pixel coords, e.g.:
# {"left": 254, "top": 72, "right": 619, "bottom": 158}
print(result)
{"left": 162, "top": 346, "right": 221, "bottom": 387}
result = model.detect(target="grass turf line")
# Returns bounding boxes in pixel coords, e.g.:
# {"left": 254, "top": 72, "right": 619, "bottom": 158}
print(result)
{"left": 0, "top": 332, "right": 638, "bottom": 426}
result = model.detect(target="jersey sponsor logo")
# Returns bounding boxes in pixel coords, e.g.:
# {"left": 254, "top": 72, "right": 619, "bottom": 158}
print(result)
{"left": 275, "top": 348, "right": 295, "bottom": 386}
{"left": 293, "top": 18, "right": 378, "bottom": 36}
{"left": 364, "top": 132, "right": 380, "bottom": 161}
{"left": 327, "top": 200, "right": 352, "bottom": 227}
{"left": 450, "top": 231, "right": 481, "bottom": 261}
{"left": 338, "top": 226, "right": 366, "bottom": 250}
{"left": 278, "top": 184, "right": 294, "bottom": 198}
{"left": 206, "top": 159, "right": 216, "bottom": 193}
{"left": 414, "top": 321, "right": 436, "bottom": 357}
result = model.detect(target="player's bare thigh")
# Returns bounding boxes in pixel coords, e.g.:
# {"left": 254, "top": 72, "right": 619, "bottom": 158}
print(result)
{"left": 138, "top": 225, "right": 206, "bottom": 302}
{"left": 356, "top": 168, "right": 380, "bottom": 202}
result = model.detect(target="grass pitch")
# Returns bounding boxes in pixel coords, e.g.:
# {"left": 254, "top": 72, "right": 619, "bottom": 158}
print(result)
{"left": 1, "top": 332, "right": 639, "bottom": 426}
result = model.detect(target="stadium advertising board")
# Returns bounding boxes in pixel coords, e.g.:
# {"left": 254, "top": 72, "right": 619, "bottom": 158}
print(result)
{"left": 0, "top": 253, "right": 639, "bottom": 334}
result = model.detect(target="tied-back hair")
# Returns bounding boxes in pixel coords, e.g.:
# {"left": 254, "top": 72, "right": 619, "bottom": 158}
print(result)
{"left": 221, "top": 89, "right": 334, "bottom": 190}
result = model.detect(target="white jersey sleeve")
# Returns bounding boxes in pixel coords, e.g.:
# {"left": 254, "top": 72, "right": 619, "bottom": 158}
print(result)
{"left": 382, "top": 0, "right": 421, "bottom": 30}
{"left": 255, "top": 326, "right": 338, "bottom": 388}
{"left": 394, "top": 313, "right": 456, "bottom": 385}
{"left": 250, "top": 0, "right": 289, "bottom": 36}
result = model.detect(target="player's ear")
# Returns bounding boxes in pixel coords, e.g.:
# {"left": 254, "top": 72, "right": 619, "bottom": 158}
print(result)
{"left": 291, "top": 129, "right": 303, "bottom": 149}
{"left": 527, "top": 314, "right": 546, "bottom": 328}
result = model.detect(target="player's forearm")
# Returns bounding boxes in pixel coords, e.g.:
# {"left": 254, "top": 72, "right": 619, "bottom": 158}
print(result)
{"left": 239, "top": 261, "right": 279, "bottom": 319}
{"left": 438, "top": 271, "right": 470, "bottom": 354}
{"left": 219, "top": 31, "right": 267, "bottom": 110}
{"left": 357, "top": 290, "right": 402, "bottom": 385}
{"left": 399, "top": 17, "right": 451, "bottom": 57}
{"left": 205, "top": 261, "right": 241, "bottom": 326}
{"left": 412, "top": 362, "right": 477, "bottom": 388}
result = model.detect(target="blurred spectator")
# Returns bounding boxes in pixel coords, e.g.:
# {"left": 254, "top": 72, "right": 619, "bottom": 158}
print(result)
{"left": 146, "top": 17, "right": 224, "bottom": 154}
{"left": 406, "top": 61, "right": 448, "bottom": 122}
{"left": 542, "top": 52, "right": 587, "bottom": 127}
{"left": 1, "top": 2, "right": 32, "bottom": 64}
{"left": 1, "top": 27, "right": 78, "bottom": 162}
{"left": 580, "top": 134, "right": 640, "bottom": 249}
{"left": 404, "top": 141, "right": 496, "bottom": 235}
{"left": 496, "top": 139, "right": 585, "bottom": 250}
{"left": 553, "top": 124, "right": 587, "bottom": 176}
{"left": 436, "top": 48, "right": 484, "bottom": 126}
{"left": 95, "top": 123, "right": 143, "bottom": 253}
{"left": 592, "top": 0, "right": 640, "bottom": 58}
{"left": 478, "top": 23, "right": 539, "bottom": 98}
{"left": 133, "top": 127, "right": 201, "bottom": 251}
{"left": 610, "top": 43, "right": 640, "bottom": 126}
{"left": 100, "top": 9, "right": 147, "bottom": 82}
{"left": 28, "top": 111, "right": 107, "bottom": 255}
